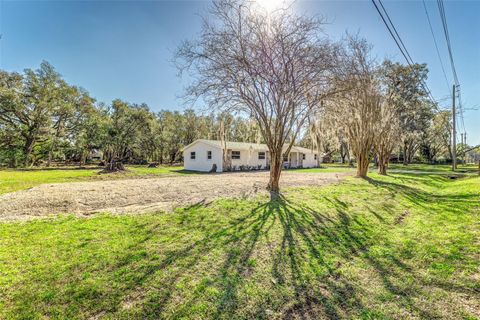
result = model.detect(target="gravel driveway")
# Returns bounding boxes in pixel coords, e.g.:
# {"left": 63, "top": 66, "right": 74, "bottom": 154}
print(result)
{"left": 0, "top": 171, "right": 350, "bottom": 221}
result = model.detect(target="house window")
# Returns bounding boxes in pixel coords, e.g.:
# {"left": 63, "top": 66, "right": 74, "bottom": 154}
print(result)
{"left": 302, "top": 153, "right": 306, "bottom": 160}
{"left": 232, "top": 151, "right": 241, "bottom": 160}
{"left": 190, "top": 152, "right": 196, "bottom": 160}
{"left": 314, "top": 154, "right": 317, "bottom": 160}
{"left": 258, "top": 152, "right": 265, "bottom": 160}
{"left": 207, "top": 151, "right": 212, "bottom": 160}
{"left": 283, "top": 154, "right": 288, "bottom": 162}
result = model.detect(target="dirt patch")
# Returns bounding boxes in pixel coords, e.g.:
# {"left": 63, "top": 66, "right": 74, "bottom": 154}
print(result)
{"left": 0, "top": 171, "right": 350, "bottom": 221}
{"left": 395, "top": 209, "right": 410, "bottom": 224}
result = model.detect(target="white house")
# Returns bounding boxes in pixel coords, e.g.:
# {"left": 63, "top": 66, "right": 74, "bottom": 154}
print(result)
{"left": 183, "top": 139, "right": 319, "bottom": 172}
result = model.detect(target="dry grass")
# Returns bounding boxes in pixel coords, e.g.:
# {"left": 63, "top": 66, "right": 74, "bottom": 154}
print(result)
{"left": 0, "top": 171, "right": 349, "bottom": 221}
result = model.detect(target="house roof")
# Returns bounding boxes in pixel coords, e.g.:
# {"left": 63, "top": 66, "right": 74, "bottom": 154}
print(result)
{"left": 183, "top": 139, "right": 316, "bottom": 154}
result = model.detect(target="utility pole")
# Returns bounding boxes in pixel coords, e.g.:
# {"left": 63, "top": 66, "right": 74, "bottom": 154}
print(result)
{"left": 464, "top": 132, "right": 467, "bottom": 164}
{"left": 461, "top": 133, "right": 464, "bottom": 164}
{"left": 452, "top": 84, "right": 456, "bottom": 171}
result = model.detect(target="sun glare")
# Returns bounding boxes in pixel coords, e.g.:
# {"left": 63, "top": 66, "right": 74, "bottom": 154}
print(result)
{"left": 255, "top": 0, "right": 285, "bottom": 12}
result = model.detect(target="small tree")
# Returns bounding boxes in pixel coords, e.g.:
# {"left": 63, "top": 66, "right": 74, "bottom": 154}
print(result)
{"left": 331, "top": 36, "right": 381, "bottom": 178}
{"left": 374, "top": 101, "right": 399, "bottom": 175}
{"left": 176, "top": 0, "right": 337, "bottom": 198}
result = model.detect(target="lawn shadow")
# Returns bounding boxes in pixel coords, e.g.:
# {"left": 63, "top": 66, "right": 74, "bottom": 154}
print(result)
{"left": 85, "top": 180, "right": 471, "bottom": 319}
{"left": 276, "top": 196, "right": 448, "bottom": 319}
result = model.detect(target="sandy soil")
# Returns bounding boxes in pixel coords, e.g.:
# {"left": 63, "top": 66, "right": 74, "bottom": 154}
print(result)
{"left": 0, "top": 171, "right": 350, "bottom": 221}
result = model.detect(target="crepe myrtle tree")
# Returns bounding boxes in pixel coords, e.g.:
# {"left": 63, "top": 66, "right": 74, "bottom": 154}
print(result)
{"left": 330, "top": 36, "right": 382, "bottom": 178}
{"left": 374, "top": 100, "right": 400, "bottom": 175}
{"left": 176, "top": 0, "right": 338, "bottom": 199}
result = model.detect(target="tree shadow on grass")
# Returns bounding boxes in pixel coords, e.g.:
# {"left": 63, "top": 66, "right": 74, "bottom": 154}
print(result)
{"left": 273, "top": 197, "right": 447, "bottom": 319}
{"left": 61, "top": 181, "right": 474, "bottom": 319}
{"left": 138, "top": 198, "right": 434, "bottom": 318}
{"left": 365, "top": 174, "right": 478, "bottom": 216}
{"left": 364, "top": 176, "right": 431, "bottom": 209}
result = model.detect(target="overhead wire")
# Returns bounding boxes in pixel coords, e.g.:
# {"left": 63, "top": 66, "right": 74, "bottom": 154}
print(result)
{"left": 371, "top": 0, "right": 440, "bottom": 110}
{"left": 437, "top": 0, "right": 466, "bottom": 139}
{"left": 422, "top": 0, "right": 451, "bottom": 93}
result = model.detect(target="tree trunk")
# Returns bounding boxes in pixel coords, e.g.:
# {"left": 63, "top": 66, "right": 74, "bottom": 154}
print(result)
{"left": 103, "top": 158, "right": 125, "bottom": 172}
{"left": 377, "top": 149, "right": 390, "bottom": 175}
{"left": 80, "top": 150, "right": 87, "bottom": 167}
{"left": 340, "top": 143, "right": 345, "bottom": 164}
{"left": 47, "top": 151, "right": 52, "bottom": 167}
{"left": 267, "top": 150, "right": 282, "bottom": 200}
{"left": 356, "top": 152, "right": 370, "bottom": 178}
{"left": 378, "top": 154, "right": 387, "bottom": 175}
{"left": 23, "top": 136, "right": 35, "bottom": 167}
{"left": 378, "top": 163, "right": 387, "bottom": 175}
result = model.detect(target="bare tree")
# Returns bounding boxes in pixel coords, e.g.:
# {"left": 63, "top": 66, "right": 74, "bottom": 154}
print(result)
{"left": 176, "top": 0, "right": 337, "bottom": 198}
{"left": 374, "top": 101, "right": 399, "bottom": 175}
{"left": 330, "top": 36, "right": 381, "bottom": 178}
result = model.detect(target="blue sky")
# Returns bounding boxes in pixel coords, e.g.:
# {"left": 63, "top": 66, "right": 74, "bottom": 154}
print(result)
{"left": 1, "top": 0, "right": 478, "bottom": 144}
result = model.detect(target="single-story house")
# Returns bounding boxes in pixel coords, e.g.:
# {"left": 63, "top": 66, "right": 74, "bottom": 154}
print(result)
{"left": 183, "top": 139, "right": 319, "bottom": 172}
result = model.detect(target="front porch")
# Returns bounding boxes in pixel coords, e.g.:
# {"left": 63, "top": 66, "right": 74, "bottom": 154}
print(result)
{"left": 283, "top": 152, "right": 304, "bottom": 169}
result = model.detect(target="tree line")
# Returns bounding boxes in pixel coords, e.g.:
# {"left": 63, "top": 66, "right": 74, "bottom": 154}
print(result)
{"left": 0, "top": 61, "right": 262, "bottom": 167}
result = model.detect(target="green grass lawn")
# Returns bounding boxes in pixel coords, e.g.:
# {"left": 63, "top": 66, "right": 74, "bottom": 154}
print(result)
{"left": 1, "top": 171, "right": 478, "bottom": 319}
{"left": 298, "top": 162, "right": 479, "bottom": 174}
{"left": 388, "top": 163, "right": 479, "bottom": 173}
{"left": 0, "top": 165, "right": 187, "bottom": 194}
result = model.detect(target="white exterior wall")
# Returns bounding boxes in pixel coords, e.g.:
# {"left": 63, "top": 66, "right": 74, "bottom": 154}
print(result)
{"left": 183, "top": 140, "right": 319, "bottom": 172}
{"left": 229, "top": 149, "right": 268, "bottom": 170}
{"left": 302, "top": 152, "right": 318, "bottom": 168}
{"left": 183, "top": 142, "right": 224, "bottom": 172}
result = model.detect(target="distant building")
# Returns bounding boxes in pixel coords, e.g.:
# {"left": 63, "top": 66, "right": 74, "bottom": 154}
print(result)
{"left": 183, "top": 139, "right": 318, "bottom": 172}
{"left": 88, "top": 149, "right": 103, "bottom": 161}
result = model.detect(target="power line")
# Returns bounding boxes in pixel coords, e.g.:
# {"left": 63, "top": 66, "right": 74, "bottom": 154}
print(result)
{"left": 371, "top": 0, "right": 439, "bottom": 108}
{"left": 377, "top": 0, "right": 414, "bottom": 63}
{"left": 422, "top": 0, "right": 450, "bottom": 93}
{"left": 437, "top": 0, "right": 466, "bottom": 135}
{"left": 437, "top": 0, "right": 459, "bottom": 85}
